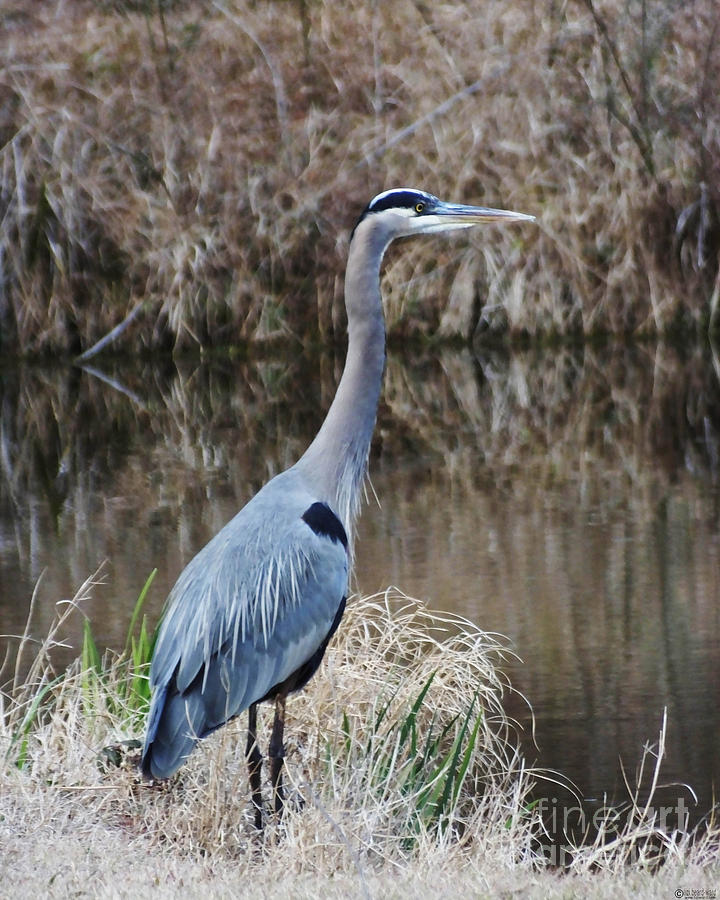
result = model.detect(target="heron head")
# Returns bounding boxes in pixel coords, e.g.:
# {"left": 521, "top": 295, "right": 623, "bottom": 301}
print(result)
{"left": 355, "top": 188, "right": 535, "bottom": 239}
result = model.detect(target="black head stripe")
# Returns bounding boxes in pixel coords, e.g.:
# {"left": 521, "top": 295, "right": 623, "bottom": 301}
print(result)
{"left": 302, "top": 502, "right": 348, "bottom": 550}
{"left": 351, "top": 189, "right": 436, "bottom": 240}
{"left": 367, "top": 190, "right": 431, "bottom": 214}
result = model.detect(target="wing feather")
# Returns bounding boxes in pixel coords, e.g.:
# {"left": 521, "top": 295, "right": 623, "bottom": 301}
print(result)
{"left": 141, "top": 472, "right": 348, "bottom": 779}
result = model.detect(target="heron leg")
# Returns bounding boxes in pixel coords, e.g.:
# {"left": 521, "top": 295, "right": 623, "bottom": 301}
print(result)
{"left": 246, "top": 702, "right": 263, "bottom": 830}
{"left": 269, "top": 694, "right": 286, "bottom": 817}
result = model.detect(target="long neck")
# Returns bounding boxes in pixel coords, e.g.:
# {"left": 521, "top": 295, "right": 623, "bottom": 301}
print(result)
{"left": 295, "top": 218, "right": 391, "bottom": 539}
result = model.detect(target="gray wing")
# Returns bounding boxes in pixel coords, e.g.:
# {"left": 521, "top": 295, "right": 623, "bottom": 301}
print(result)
{"left": 141, "top": 473, "right": 348, "bottom": 779}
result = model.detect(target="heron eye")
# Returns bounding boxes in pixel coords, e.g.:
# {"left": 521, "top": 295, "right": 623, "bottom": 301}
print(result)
{"left": 415, "top": 202, "right": 425, "bottom": 213}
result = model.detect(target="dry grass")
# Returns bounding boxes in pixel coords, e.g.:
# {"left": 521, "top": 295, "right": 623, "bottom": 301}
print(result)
{"left": 1, "top": 573, "right": 719, "bottom": 897}
{"left": 1, "top": 0, "right": 719, "bottom": 355}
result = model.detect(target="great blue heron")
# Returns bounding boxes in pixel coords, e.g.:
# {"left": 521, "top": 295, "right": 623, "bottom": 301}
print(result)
{"left": 140, "top": 188, "right": 534, "bottom": 827}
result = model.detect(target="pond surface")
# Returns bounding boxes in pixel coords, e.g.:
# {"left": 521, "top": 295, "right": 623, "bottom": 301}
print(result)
{"left": 1, "top": 340, "right": 719, "bottom": 836}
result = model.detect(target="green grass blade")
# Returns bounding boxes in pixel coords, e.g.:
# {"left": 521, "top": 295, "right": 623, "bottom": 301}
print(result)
{"left": 82, "top": 617, "right": 102, "bottom": 674}
{"left": 124, "top": 569, "right": 157, "bottom": 657}
{"left": 434, "top": 696, "right": 478, "bottom": 826}
{"left": 398, "top": 671, "right": 436, "bottom": 750}
{"left": 7, "top": 674, "right": 64, "bottom": 770}
{"left": 451, "top": 706, "right": 483, "bottom": 809}
{"left": 413, "top": 695, "right": 479, "bottom": 832}
{"left": 342, "top": 710, "right": 352, "bottom": 756}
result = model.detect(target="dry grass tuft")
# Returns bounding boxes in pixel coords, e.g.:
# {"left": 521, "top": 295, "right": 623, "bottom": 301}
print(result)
{"left": 1, "top": 579, "right": 529, "bottom": 856}
{"left": 1, "top": 574, "right": 719, "bottom": 896}
{"left": 1, "top": 0, "right": 719, "bottom": 355}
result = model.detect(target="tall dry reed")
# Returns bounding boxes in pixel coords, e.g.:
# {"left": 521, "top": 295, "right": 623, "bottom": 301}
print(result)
{"left": 1, "top": 0, "right": 718, "bottom": 355}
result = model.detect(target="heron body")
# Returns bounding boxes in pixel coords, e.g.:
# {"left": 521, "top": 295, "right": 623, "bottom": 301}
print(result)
{"left": 140, "top": 188, "right": 534, "bottom": 825}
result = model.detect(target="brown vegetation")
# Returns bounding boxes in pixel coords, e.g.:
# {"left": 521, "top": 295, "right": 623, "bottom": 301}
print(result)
{"left": 1, "top": 0, "right": 719, "bottom": 355}
{"left": 2, "top": 580, "right": 719, "bottom": 897}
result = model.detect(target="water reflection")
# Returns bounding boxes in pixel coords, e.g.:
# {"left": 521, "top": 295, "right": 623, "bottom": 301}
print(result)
{"left": 1, "top": 341, "right": 718, "bottom": 826}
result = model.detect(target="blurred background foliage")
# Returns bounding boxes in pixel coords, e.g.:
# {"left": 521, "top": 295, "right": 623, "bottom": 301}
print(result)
{"left": 0, "top": 0, "right": 719, "bottom": 354}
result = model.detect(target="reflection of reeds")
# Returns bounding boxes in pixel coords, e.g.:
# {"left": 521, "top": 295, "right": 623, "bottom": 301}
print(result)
{"left": 2, "top": 2, "right": 719, "bottom": 354}
{"left": 3, "top": 340, "right": 717, "bottom": 519}
{"left": 382, "top": 341, "right": 720, "bottom": 489}
{"left": 1, "top": 342, "right": 717, "bottom": 634}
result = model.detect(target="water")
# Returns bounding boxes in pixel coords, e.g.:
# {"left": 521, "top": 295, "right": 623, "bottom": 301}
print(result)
{"left": 1, "top": 340, "right": 718, "bottom": 835}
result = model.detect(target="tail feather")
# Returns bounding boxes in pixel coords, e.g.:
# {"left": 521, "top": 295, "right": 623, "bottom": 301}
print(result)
{"left": 140, "top": 685, "right": 207, "bottom": 779}
{"left": 140, "top": 652, "right": 253, "bottom": 779}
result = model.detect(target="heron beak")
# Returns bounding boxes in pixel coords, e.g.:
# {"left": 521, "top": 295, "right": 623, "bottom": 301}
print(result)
{"left": 408, "top": 199, "right": 535, "bottom": 235}
{"left": 433, "top": 201, "right": 536, "bottom": 226}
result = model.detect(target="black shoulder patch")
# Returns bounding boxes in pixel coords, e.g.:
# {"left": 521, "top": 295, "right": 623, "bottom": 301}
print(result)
{"left": 302, "top": 502, "right": 348, "bottom": 550}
